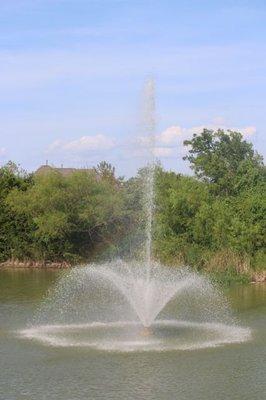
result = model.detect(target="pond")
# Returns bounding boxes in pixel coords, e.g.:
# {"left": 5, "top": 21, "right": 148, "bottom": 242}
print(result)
{"left": 0, "top": 269, "right": 265, "bottom": 400}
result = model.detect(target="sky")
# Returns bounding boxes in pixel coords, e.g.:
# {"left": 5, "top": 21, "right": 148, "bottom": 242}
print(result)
{"left": 0, "top": 0, "right": 265, "bottom": 177}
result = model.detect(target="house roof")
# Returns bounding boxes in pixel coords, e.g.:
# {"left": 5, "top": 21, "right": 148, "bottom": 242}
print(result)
{"left": 35, "top": 164, "right": 93, "bottom": 177}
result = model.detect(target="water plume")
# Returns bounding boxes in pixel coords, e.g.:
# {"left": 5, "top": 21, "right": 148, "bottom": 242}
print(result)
{"left": 141, "top": 77, "right": 156, "bottom": 281}
{"left": 19, "top": 79, "right": 251, "bottom": 352}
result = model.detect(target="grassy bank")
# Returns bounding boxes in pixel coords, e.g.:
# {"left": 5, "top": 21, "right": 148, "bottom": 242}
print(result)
{"left": 154, "top": 244, "right": 265, "bottom": 286}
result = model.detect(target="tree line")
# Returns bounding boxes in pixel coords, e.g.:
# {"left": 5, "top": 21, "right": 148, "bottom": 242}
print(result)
{"left": 0, "top": 130, "right": 265, "bottom": 283}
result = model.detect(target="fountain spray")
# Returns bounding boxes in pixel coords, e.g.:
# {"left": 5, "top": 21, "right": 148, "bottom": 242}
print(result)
{"left": 22, "top": 79, "right": 251, "bottom": 350}
{"left": 141, "top": 77, "right": 156, "bottom": 285}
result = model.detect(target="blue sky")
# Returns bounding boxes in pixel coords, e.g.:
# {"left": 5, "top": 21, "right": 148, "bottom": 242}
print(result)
{"left": 0, "top": 0, "right": 265, "bottom": 176}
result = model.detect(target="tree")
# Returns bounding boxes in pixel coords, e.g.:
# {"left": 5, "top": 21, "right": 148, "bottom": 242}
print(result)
{"left": 0, "top": 162, "right": 33, "bottom": 261}
{"left": 153, "top": 169, "right": 210, "bottom": 265}
{"left": 7, "top": 169, "right": 126, "bottom": 262}
{"left": 183, "top": 129, "right": 264, "bottom": 195}
{"left": 94, "top": 161, "right": 117, "bottom": 185}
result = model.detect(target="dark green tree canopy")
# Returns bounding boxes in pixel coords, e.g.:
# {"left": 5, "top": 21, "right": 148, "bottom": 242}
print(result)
{"left": 183, "top": 129, "right": 264, "bottom": 195}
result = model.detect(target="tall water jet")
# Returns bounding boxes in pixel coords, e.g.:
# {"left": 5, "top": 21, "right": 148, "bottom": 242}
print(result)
{"left": 141, "top": 77, "right": 156, "bottom": 284}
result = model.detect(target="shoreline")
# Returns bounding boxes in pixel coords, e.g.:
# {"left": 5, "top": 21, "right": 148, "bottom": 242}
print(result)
{"left": 0, "top": 259, "right": 265, "bottom": 284}
{"left": 0, "top": 260, "right": 71, "bottom": 269}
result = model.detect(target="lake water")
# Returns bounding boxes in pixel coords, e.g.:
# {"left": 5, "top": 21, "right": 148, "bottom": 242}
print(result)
{"left": 0, "top": 269, "right": 265, "bottom": 400}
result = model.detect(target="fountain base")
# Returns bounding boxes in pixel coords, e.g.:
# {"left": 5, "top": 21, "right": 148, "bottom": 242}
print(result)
{"left": 140, "top": 326, "right": 153, "bottom": 336}
{"left": 19, "top": 320, "right": 251, "bottom": 351}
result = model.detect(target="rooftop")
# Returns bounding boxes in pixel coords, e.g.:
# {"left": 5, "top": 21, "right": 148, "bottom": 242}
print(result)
{"left": 35, "top": 164, "right": 93, "bottom": 177}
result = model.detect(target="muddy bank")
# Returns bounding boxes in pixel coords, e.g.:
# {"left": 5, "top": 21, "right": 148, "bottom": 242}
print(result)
{"left": 251, "top": 271, "right": 266, "bottom": 283}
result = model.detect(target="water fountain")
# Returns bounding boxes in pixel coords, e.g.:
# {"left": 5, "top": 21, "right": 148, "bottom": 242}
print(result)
{"left": 20, "top": 79, "right": 251, "bottom": 351}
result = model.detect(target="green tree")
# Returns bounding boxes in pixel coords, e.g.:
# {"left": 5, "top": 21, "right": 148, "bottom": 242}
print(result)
{"left": 0, "top": 162, "right": 33, "bottom": 261}
{"left": 94, "top": 161, "right": 119, "bottom": 185}
{"left": 153, "top": 169, "right": 210, "bottom": 266}
{"left": 7, "top": 168, "right": 126, "bottom": 262}
{"left": 183, "top": 129, "right": 264, "bottom": 195}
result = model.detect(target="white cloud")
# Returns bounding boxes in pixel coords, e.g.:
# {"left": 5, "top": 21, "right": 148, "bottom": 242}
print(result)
{"left": 236, "top": 126, "right": 256, "bottom": 137}
{"left": 47, "top": 134, "right": 115, "bottom": 155}
{"left": 143, "top": 123, "right": 257, "bottom": 159}
{"left": 158, "top": 126, "right": 183, "bottom": 144}
{"left": 64, "top": 135, "right": 115, "bottom": 152}
{"left": 46, "top": 124, "right": 257, "bottom": 164}
{"left": 185, "top": 124, "right": 257, "bottom": 138}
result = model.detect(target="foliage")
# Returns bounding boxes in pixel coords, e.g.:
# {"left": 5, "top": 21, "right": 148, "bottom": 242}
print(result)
{"left": 0, "top": 162, "right": 33, "bottom": 261}
{"left": 6, "top": 168, "right": 125, "bottom": 262}
{"left": 0, "top": 130, "right": 265, "bottom": 285}
{"left": 153, "top": 130, "right": 265, "bottom": 283}
{"left": 183, "top": 129, "right": 264, "bottom": 196}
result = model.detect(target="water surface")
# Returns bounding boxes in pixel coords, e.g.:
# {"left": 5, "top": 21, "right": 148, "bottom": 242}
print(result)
{"left": 0, "top": 269, "right": 265, "bottom": 400}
